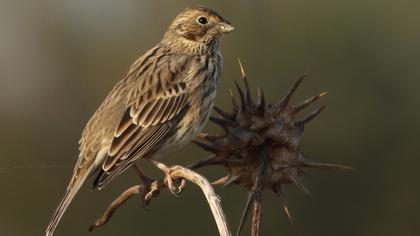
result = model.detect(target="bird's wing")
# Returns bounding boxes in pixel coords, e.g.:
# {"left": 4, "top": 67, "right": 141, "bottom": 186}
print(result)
{"left": 93, "top": 53, "right": 192, "bottom": 189}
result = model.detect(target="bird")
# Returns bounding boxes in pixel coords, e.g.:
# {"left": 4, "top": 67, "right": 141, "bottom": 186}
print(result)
{"left": 46, "top": 5, "right": 233, "bottom": 236}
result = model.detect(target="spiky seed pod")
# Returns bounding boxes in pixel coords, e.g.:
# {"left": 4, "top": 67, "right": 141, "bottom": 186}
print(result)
{"left": 192, "top": 61, "right": 351, "bottom": 236}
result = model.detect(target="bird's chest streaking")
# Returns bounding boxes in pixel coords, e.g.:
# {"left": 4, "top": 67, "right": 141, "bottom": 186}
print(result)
{"left": 161, "top": 54, "right": 222, "bottom": 152}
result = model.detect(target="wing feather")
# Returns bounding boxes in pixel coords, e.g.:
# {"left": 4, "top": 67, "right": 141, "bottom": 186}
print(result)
{"left": 108, "top": 119, "right": 138, "bottom": 156}
{"left": 93, "top": 53, "right": 192, "bottom": 189}
{"left": 152, "top": 99, "right": 170, "bottom": 125}
{"left": 115, "top": 109, "right": 133, "bottom": 138}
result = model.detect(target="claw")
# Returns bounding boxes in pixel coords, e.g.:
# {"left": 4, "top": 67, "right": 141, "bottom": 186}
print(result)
{"left": 144, "top": 183, "right": 160, "bottom": 205}
{"left": 164, "top": 171, "right": 180, "bottom": 198}
{"left": 146, "top": 158, "right": 181, "bottom": 198}
{"left": 177, "top": 178, "right": 187, "bottom": 194}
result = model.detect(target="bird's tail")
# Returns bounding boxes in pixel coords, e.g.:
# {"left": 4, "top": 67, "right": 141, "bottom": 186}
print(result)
{"left": 45, "top": 169, "right": 90, "bottom": 236}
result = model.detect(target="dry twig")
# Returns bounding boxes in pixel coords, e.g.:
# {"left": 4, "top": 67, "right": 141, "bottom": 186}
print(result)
{"left": 89, "top": 165, "right": 232, "bottom": 236}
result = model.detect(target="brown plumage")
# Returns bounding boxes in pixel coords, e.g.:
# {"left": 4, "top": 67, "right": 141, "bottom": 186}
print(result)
{"left": 46, "top": 6, "right": 233, "bottom": 236}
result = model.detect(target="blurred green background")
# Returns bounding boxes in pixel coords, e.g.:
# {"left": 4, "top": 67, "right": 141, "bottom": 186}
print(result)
{"left": 1, "top": 0, "right": 419, "bottom": 235}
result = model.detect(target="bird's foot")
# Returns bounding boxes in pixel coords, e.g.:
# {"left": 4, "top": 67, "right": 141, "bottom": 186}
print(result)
{"left": 142, "top": 180, "right": 160, "bottom": 206}
{"left": 132, "top": 164, "right": 159, "bottom": 206}
{"left": 147, "top": 159, "right": 186, "bottom": 198}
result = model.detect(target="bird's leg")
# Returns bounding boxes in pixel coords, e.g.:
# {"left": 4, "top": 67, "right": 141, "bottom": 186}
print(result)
{"left": 132, "top": 164, "right": 152, "bottom": 184}
{"left": 131, "top": 164, "right": 159, "bottom": 206}
{"left": 147, "top": 158, "right": 184, "bottom": 197}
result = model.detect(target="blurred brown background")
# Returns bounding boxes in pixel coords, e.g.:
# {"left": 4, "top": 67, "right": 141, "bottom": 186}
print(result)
{"left": 1, "top": 0, "right": 419, "bottom": 235}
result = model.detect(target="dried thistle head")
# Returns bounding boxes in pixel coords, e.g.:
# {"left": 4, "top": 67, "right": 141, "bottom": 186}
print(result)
{"left": 192, "top": 61, "right": 351, "bottom": 235}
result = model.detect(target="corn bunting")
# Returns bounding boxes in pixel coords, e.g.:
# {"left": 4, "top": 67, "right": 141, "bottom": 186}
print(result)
{"left": 46, "top": 5, "right": 233, "bottom": 236}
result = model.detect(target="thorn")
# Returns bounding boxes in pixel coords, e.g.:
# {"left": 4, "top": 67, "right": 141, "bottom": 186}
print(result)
{"left": 210, "top": 116, "right": 231, "bottom": 132}
{"left": 212, "top": 175, "right": 239, "bottom": 187}
{"left": 191, "top": 141, "right": 217, "bottom": 153}
{"left": 283, "top": 205, "right": 295, "bottom": 227}
{"left": 210, "top": 116, "right": 228, "bottom": 125}
{"left": 292, "top": 91, "right": 327, "bottom": 114}
{"left": 234, "top": 80, "right": 247, "bottom": 110}
{"left": 238, "top": 58, "right": 246, "bottom": 79}
{"left": 274, "top": 185, "right": 297, "bottom": 231}
{"left": 229, "top": 89, "right": 239, "bottom": 114}
{"left": 212, "top": 175, "right": 230, "bottom": 185}
{"left": 222, "top": 175, "right": 240, "bottom": 188}
{"left": 296, "top": 105, "right": 326, "bottom": 124}
{"left": 214, "top": 106, "right": 232, "bottom": 119}
{"left": 197, "top": 133, "right": 222, "bottom": 142}
{"left": 238, "top": 59, "right": 253, "bottom": 107}
{"left": 256, "top": 87, "right": 265, "bottom": 115}
{"left": 196, "top": 132, "right": 207, "bottom": 139}
{"left": 289, "top": 174, "right": 310, "bottom": 194}
{"left": 303, "top": 161, "right": 353, "bottom": 171}
{"left": 211, "top": 175, "right": 240, "bottom": 187}
{"left": 276, "top": 75, "right": 306, "bottom": 112}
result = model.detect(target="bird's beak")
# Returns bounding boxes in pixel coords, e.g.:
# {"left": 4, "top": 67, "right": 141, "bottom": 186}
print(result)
{"left": 219, "top": 22, "right": 235, "bottom": 33}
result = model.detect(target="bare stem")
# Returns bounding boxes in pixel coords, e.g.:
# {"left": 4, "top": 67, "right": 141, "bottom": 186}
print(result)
{"left": 89, "top": 165, "right": 232, "bottom": 236}
{"left": 251, "top": 194, "right": 262, "bottom": 236}
{"left": 170, "top": 165, "right": 232, "bottom": 236}
{"left": 89, "top": 185, "right": 142, "bottom": 232}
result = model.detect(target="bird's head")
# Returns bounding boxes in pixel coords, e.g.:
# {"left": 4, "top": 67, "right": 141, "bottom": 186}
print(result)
{"left": 163, "top": 6, "right": 234, "bottom": 48}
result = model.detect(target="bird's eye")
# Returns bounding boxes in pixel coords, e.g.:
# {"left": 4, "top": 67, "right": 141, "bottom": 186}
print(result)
{"left": 197, "top": 16, "right": 208, "bottom": 25}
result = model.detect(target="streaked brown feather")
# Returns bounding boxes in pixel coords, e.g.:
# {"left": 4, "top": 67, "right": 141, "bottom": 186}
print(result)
{"left": 109, "top": 123, "right": 138, "bottom": 156}
{"left": 95, "top": 53, "right": 191, "bottom": 188}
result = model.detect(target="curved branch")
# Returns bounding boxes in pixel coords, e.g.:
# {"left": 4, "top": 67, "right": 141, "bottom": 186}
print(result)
{"left": 89, "top": 185, "right": 143, "bottom": 232}
{"left": 89, "top": 165, "right": 232, "bottom": 236}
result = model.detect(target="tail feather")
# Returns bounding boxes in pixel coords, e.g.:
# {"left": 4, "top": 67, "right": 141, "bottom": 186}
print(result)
{"left": 45, "top": 172, "right": 89, "bottom": 236}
